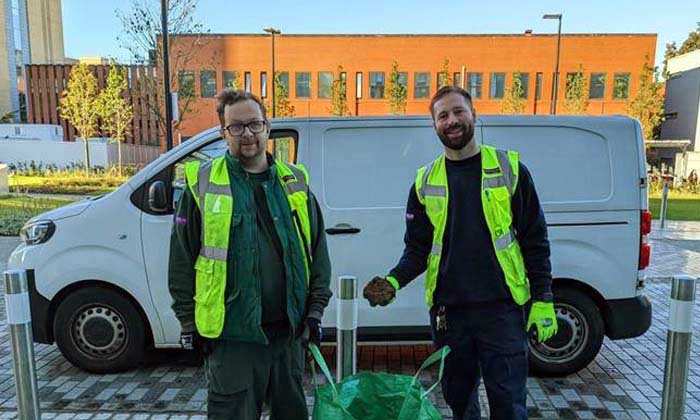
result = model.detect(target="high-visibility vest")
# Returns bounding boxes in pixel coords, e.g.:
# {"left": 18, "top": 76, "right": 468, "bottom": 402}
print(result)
{"left": 415, "top": 144, "right": 530, "bottom": 307}
{"left": 184, "top": 156, "right": 312, "bottom": 337}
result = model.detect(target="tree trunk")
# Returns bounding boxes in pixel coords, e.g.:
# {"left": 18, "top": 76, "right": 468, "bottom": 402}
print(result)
{"left": 82, "top": 137, "right": 91, "bottom": 176}
{"left": 118, "top": 141, "right": 123, "bottom": 177}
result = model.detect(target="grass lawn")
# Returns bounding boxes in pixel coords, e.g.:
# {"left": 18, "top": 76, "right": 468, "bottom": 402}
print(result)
{"left": 649, "top": 191, "right": 700, "bottom": 221}
{"left": 0, "top": 194, "right": 76, "bottom": 236}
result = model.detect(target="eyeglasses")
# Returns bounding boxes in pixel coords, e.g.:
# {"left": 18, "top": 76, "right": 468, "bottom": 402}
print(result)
{"left": 224, "top": 120, "right": 266, "bottom": 136}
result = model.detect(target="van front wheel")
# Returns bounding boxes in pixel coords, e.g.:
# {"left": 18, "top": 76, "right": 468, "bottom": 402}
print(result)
{"left": 53, "top": 286, "right": 146, "bottom": 373}
{"left": 528, "top": 287, "right": 604, "bottom": 376}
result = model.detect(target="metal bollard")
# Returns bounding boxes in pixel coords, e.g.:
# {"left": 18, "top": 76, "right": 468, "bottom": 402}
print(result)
{"left": 660, "top": 182, "right": 669, "bottom": 229}
{"left": 336, "top": 275, "right": 358, "bottom": 380}
{"left": 3, "top": 270, "right": 41, "bottom": 419}
{"left": 661, "top": 275, "right": 696, "bottom": 420}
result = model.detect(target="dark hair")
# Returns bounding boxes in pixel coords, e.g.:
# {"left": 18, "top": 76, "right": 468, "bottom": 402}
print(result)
{"left": 216, "top": 89, "right": 267, "bottom": 127}
{"left": 429, "top": 86, "right": 473, "bottom": 117}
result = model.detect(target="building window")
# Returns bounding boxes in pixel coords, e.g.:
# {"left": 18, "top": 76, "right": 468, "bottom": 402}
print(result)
{"left": 260, "top": 72, "right": 267, "bottom": 98}
{"left": 356, "top": 72, "right": 363, "bottom": 99}
{"left": 340, "top": 72, "right": 347, "bottom": 96}
{"left": 535, "top": 72, "right": 543, "bottom": 100}
{"left": 200, "top": 71, "right": 217, "bottom": 98}
{"left": 277, "top": 72, "right": 290, "bottom": 97}
{"left": 613, "top": 73, "right": 630, "bottom": 99}
{"left": 370, "top": 72, "right": 385, "bottom": 99}
{"left": 318, "top": 71, "right": 333, "bottom": 99}
{"left": 398, "top": 72, "right": 408, "bottom": 89}
{"left": 514, "top": 73, "right": 529, "bottom": 99}
{"left": 244, "top": 72, "right": 251, "bottom": 92}
{"left": 489, "top": 73, "right": 505, "bottom": 99}
{"left": 414, "top": 72, "right": 430, "bottom": 99}
{"left": 296, "top": 72, "right": 311, "bottom": 98}
{"left": 223, "top": 71, "right": 239, "bottom": 89}
{"left": 437, "top": 72, "right": 450, "bottom": 89}
{"left": 467, "top": 73, "right": 482, "bottom": 99}
{"left": 453, "top": 72, "right": 461, "bottom": 87}
{"left": 178, "top": 71, "right": 195, "bottom": 98}
{"left": 589, "top": 73, "right": 606, "bottom": 99}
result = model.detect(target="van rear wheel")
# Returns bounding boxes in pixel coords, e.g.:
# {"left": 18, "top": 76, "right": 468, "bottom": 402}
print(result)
{"left": 528, "top": 287, "right": 604, "bottom": 376}
{"left": 54, "top": 286, "right": 145, "bottom": 373}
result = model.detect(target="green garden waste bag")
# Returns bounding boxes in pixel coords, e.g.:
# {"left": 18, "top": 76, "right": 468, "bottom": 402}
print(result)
{"left": 308, "top": 344, "right": 450, "bottom": 420}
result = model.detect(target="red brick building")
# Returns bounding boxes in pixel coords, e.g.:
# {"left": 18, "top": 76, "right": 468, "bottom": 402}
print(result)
{"left": 167, "top": 33, "right": 657, "bottom": 139}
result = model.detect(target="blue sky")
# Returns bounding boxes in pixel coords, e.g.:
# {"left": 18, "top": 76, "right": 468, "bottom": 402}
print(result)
{"left": 63, "top": 0, "right": 699, "bottom": 68}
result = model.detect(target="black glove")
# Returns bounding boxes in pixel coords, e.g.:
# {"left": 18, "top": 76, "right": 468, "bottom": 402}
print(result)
{"left": 302, "top": 318, "right": 322, "bottom": 348}
{"left": 363, "top": 276, "right": 396, "bottom": 307}
{"left": 180, "top": 329, "right": 205, "bottom": 351}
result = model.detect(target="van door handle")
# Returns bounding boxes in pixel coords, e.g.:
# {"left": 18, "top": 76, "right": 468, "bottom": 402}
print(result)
{"left": 326, "top": 223, "right": 361, "bottom": 235}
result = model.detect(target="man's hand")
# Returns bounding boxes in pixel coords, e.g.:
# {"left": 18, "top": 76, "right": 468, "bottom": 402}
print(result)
{"left": 527, "top": 301, "right": 558, "bottom": 343}
{"left": 363, "top": 276, "right": 399, "bottom": 307}
{"left": 302, "top": 318, "right": 322, "bottom": 347}
{"left": 180, "top": 329, "right": 204, "bottom": 351}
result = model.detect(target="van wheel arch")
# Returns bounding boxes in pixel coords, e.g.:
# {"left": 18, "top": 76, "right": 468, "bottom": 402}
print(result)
{"left": 49, "top": 280, "right": 155, "bottom": 349}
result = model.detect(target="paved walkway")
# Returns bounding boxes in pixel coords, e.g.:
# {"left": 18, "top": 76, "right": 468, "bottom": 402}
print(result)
{"left": 1, "top": 222, "right": 699, "bottom": 419}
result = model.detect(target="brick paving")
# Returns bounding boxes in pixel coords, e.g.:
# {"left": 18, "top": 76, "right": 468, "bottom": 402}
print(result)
{"left": 1, "top": 230, "right": 699, "bottom": 419}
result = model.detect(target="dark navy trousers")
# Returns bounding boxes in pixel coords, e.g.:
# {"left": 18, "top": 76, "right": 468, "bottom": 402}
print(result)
{"left": 430, "top": 301, "right": 528, "bottom": 420}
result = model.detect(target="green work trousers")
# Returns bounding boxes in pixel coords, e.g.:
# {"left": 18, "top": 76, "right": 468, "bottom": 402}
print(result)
{"left": 205, "top": 327, "right": 307, "bottom": 420}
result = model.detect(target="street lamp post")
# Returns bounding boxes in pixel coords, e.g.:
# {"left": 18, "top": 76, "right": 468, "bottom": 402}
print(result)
{"left": 543, "top": 13, "right": 562, "bottom": 115}
{"left": 263, "top": 28, "right": 281, "bottom": 118}
{"left": 161, "top": 0, "right": 174, "bottom": 150}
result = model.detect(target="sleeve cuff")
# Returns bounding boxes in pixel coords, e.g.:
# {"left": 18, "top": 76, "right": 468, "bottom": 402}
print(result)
{"left": 307, "top": 308, "right": 324, "bottom": 321}
{"left": 385, "top": 275, "right": 400, "bottom": 291}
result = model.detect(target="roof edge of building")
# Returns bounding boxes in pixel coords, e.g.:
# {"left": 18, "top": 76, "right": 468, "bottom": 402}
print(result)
{"left": 169, "top": 32, "right": 658, "bottom": 38}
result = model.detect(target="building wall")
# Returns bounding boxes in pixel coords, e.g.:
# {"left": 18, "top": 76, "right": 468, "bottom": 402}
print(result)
{"left": 660, "top": 68, "right": 700, "bottom": 151}
{"left": 166, "top": 33, "right": 657, "bottom": 139}
{"left": 25, "top": 0, "right": 63, "bottom": 63}
{"left": 0, "top": 0, "right": 12, "bottom": 117}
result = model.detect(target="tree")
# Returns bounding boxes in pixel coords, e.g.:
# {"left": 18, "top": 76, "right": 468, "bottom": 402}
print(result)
{"left": 59, "top": 63, "right": 100, "bottom": 174}
{"left": 501, "top": 72, "right": 526, "bottom": 114}
{"left": 628, "top": 58, "right": 665, "bottom": 141}
{"left": 562, "top": 65, "right": 589, "bottom": 114}
{"left": 117, "top": 0, "right": 218, "bottom": 144}
{"left": 329, "top": 66, "right": 349, "bottom": 116}
{"left": 663, "top": 23, "right": 700, "bottom": 77}
{"left": 437, "top": 58, "right": 451, "bottom": 89}
{"left": 97, "top": 66, "right": 134, "bottom": 176}
{"left": 273, "top": 72, "right": 295, "bottom": 117}
{"left": 388, "top": 60, "right": 407, "bottom": 115}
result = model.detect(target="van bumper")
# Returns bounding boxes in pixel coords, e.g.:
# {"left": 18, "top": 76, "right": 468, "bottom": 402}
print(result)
{"left": 25, "top": 270, "right": 53, "bottom": 344}
{"left": 603, "top": 295, "right": 652, "bottom": 340}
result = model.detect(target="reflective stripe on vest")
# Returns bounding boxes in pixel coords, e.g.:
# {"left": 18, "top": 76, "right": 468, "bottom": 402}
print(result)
{"left": 415, "top": 145, "right": 531, "bottom": 307}
{"left": 184, "top": 156, "right": 312, "bottom": 338}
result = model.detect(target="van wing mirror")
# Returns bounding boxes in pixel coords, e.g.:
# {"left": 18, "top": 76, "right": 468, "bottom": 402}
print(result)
{"left": 148, "top": 180, "right": 169, "bottom": 212}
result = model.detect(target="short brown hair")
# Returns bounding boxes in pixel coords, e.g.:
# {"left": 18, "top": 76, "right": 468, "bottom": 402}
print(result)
{"left": 216, "top": 89, "right": 267, "bottom": 127}
{"left": 429, "top": 86, "right": 473, "bottom": 118}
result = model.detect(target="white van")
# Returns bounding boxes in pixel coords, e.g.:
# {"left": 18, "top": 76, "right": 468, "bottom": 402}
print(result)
{"left": 7, "top": 115, "right": 652, "bottom": 375}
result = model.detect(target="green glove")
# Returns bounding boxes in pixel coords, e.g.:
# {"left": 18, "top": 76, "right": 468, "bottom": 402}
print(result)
{"left": 527, "top": 301, "right": 558, "bottom": 343}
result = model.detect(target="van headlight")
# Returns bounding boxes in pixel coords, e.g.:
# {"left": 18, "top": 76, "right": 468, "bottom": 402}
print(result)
{"left": 20, "top": 220, "right": 56, "bottom": 245}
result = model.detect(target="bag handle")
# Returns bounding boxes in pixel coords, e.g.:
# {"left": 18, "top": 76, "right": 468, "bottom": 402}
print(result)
{"left": 308, "top": 344, "right": 340, "bottom": 399}
{"left": 410, "top": 345, "right": 451, "bottom": 398}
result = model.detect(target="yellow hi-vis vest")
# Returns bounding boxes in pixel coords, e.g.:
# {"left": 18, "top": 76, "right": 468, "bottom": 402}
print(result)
{"left": 415, "top": 144, "right": 530, "bottom": 307}
{"left": 184, "top": 156, "right": 313, "bottom": 338}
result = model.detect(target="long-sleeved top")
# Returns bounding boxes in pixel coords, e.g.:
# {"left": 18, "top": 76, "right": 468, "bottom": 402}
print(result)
{"left": 168, "top": 152, "right": 332, "bottom": 341}
{"left": 388, "top": 152, "right": 553, "bottom": 306}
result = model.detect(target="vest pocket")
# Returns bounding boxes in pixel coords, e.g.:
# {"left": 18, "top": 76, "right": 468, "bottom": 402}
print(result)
{"left": 194, "top": 257, "right": 215, "bottom": 303}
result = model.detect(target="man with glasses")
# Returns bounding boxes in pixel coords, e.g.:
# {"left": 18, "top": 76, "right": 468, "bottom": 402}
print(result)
{"left": 168, "top": 89, "right": 331, "bottom": 419}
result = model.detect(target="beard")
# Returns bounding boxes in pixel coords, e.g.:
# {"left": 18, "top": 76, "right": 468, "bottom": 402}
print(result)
{"left": 437, "top": 122, "right": 475, "bottom": 151}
